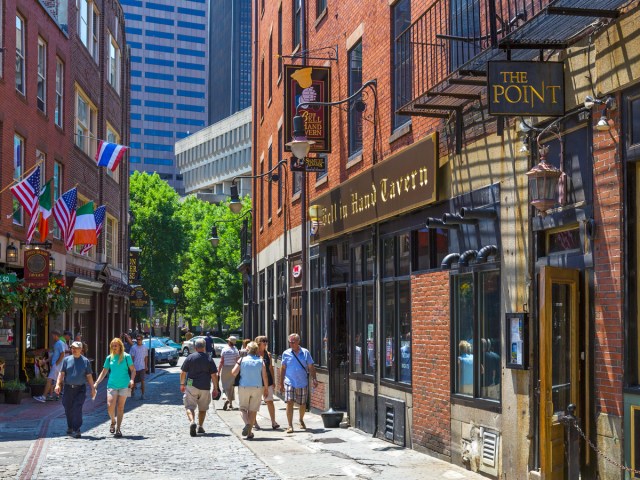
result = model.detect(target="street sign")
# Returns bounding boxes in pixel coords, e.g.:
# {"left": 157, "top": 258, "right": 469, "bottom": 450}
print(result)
{"left": 0, "top": 273, "right": 17, "bottom": 283}
{"left": 163, "top": 299, "right": 176, "bottom": 305}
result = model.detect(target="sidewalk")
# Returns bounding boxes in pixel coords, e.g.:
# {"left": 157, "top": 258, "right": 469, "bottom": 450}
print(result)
{"left": 214, "top": 396, "right": 485, "bottom": 480}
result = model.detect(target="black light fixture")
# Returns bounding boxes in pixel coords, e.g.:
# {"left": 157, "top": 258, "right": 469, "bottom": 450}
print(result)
{"left": 209, "top": 226, "right": 219, "bottom": 248}
{"left": 584, "top": 95, "right": 614, "bottom": 132}
{"left": 6, "top": 237, "right": 18, "bottom": 263}
{"left": 526, "top": 145, "right": 562, "bottom": 217}
{"left": 229, "top": 184, "right": 243, "bottom": 214}
{"left": 49, "top": 254, "right": 56, "bottom": 271}
{"left": 285, "top": 115, "right": 315, "bottom": 159}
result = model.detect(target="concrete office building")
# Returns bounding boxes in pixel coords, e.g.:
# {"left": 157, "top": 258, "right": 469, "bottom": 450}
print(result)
{"left": 208, "top": 0, "right": 252, "bottom": 125}
{"left": 175, "top": 108, "right": 252, "bottom": 202}
{"left": 121, "top": 0, "right": 209, "bottom": 194}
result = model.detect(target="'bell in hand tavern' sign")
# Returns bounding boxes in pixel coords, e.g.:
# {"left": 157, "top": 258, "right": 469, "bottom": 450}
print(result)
{"left": 488, "top": 61, "right": 565, "bottom": 117}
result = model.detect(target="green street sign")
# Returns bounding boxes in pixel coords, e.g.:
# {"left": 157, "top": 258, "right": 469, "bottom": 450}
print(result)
{"left": 163, "top": 299, "right": 176, "bottom": 305}
{"left": 0, "top": 273, "right": 17, "bottom": 283}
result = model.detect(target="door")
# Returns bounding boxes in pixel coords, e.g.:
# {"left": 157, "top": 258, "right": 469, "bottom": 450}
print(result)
{"left": 539, "top": 266, "right": 580, "bottom": 480}
{"left": 330, "top": 288, "right": 348, "bottom": 411}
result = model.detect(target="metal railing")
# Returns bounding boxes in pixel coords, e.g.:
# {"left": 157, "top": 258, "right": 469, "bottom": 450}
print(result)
{"left": 395, "top": 0, "right": 552, "bottom": 109}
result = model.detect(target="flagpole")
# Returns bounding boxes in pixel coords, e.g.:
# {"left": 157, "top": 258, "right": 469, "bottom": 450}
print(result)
{"left": 0, "top": 160, "right": 44, "bottom": 195}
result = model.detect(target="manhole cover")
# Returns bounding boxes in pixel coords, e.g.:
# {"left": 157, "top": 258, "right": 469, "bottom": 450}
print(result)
{"left": 313, "top": 437, "right": 345, "bottom": 444}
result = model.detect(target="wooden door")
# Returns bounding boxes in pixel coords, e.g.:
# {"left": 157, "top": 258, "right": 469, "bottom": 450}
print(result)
{"left": 539, "top": 266, "right": 580, "bottom": 480}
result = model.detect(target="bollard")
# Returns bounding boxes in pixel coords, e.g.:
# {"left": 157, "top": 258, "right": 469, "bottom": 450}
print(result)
{"left": 150, "top": 348, "right": 156, "bottom": 373}
{"left": 561, "top": 403, "right": 580, "bottom": 480}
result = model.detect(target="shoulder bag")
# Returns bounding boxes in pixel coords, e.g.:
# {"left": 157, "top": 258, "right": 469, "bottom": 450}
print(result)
{"left": 233, "top": 358, "right": 242, "bottom": 386}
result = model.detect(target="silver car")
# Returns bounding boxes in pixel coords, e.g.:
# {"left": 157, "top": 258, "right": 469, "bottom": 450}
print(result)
{"left": 143, "top": 338, "right": 179, "bottom": 366}
{"left": 181, "top": 336, "right": 206, "bottom": 356}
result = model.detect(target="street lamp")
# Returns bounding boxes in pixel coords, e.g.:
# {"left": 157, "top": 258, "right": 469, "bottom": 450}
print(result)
{"left": 172, "top": 285, "right": 179, "bottom": 341}
{"left": 209, "top": 226, "right": 219, "bottom": 248}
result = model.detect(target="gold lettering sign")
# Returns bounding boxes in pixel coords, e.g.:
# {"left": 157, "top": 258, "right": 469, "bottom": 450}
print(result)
{"left": 311, "top": 133, "right": 437, "bottom": 240}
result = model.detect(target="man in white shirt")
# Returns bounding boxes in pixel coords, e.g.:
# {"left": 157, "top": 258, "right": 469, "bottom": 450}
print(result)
{"left": 130, "top": 335, "right": 149, "bottom": 400}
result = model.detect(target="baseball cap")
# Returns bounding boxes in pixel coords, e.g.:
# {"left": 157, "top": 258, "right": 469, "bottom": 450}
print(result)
{"left": 227, "top": 336, "right": 237, "bottom": 343}
{"left": 71, "top": 341, "right": 83, "bottom": 349}
{"left": 63, "top": 330, "right": 72, "bottom": 336}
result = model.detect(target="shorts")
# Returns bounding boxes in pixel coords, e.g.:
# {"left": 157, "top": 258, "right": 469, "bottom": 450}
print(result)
{"left": 107, "top": 387, "right": 132, "bottom": 398}
{"left": 284, "top": 384, "right": 308, "bottom": 405}
{"left": 183, "top": 386, "right": 211, "bottom": 412}
{"left": 239, "top": 386, "right": 263, "bottom": 412}
{"left": 263, "top": 385, "right": 275, "bottom": 402}
{"left": 48, "top": 363, "right": 61, "bottom": 381}
{"left": 134, "top": 370, "right": 146, "bottom": 383}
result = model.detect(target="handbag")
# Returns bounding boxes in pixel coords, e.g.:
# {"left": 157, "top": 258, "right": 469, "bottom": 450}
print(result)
{"left": 233, "top": 358, "right": 242, "bottom": 387}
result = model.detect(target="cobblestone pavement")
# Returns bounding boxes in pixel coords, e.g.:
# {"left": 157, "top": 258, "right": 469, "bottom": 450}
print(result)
{"left": 0, "top": 366, "right": 278, "bottom": 480}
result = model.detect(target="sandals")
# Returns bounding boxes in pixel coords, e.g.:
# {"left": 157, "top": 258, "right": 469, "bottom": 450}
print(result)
{"left": 286, "top": 427, "right": 294, "bottom": 434}
{"left": 114, "top": 429, "right": 122, "bottom": 438}
{"left": 222, "top": 400, "right": 229, "bottom": 411}
{"left": 299, "top": 420, "right": 307, "bottom": 430}
{"left": 272, "top": 423, "right": 280, "bottom": 430}
{"left": 246, "top": 433, "right": 254, "bottom": 440}
{"left": 110, "top": 421, "right": 116, "bottom": 434}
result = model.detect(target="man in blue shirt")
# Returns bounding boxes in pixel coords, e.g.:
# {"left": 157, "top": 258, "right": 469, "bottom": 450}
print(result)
{"left": 204, "top": 332, "right": 214, "bottom": 359}
{"left": 54, "top": 341, "right": 96, "bottom": 438}
{"left": 278, "top": 333, "right": 318, "bottom": 434}
{"left": 34, "top": 330, "right": 66, "bottom": 403}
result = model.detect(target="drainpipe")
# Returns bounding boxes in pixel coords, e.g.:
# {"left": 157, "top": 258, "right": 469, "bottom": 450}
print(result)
{"left": 251, "top": 0, "right": 259, "bottom": 338}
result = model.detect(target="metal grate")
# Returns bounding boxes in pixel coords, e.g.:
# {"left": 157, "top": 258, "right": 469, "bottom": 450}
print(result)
{"left": 482, "top": 430, "right": 498, "bottom": 467}
{"left": 384, "top": 405, "right": 395, "bottom": 440}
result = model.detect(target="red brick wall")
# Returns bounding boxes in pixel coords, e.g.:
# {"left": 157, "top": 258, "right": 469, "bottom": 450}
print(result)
{"left": 411, "top": 270, "right": 451, "bottom": 457}
{"left": 592, "top": 101, "right": 623, "bottom": 417}
{"left": 310, "top": 380, "right": 327, "bottom": 411}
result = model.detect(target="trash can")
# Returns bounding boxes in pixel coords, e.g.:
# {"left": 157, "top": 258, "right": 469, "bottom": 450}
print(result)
{"left": 321, "top": 408, "right": 344, "bottom": 428}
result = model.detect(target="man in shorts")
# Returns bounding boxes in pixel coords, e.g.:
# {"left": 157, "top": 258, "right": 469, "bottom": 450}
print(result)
{"left": 180, "top": 338, "right": 219, "bottom": 436}
{"left": 278, "top": 333, "right": 318, "bottom": 434}
{"left": 130, "top": 335, "right": 149, "bottom": 400}
{"left": 34, "top": 330, "right": 66, "bottom": 402}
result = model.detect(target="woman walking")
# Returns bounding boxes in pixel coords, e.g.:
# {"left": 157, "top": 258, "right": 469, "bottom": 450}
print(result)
{"left": 232, "top": 341, "right": 268, "bottom": 439}
{"left": 95, "top": 338, "right": 135, "bottom": 438}
{"left": 218, "top": 336, "right": 239, "bottom": 410}
{"left": 255, "top": 335, "right": 279, "bottom": 430}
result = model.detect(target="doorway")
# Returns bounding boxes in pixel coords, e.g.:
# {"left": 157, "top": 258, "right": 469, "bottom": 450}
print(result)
{"left": 539, "top": 266, "right": 580, "bottom": 480}
{"left": 330, "top": 288, "right": 348, "bottom": 411}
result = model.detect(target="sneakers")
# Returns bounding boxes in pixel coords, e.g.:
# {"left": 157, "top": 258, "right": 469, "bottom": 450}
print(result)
{"left": 190, "top": 423, "right": 197, "bottom": 437}
{"left": 222, "top": 400, "right": 229, "bottom": 411}
{"left": 73, "top": 431, "right": 81, "bottom": 438}
{"left": 241, "top": 424, "right": 250, "bottom": 436}
{"left": 33, "top": 396, "right": 46, "bottom": 403}
{"left": 45, "top": 395, "right": 58, "bottom": 402}
{"left": 197, "top": 426, "right": 205, "bottom": 434}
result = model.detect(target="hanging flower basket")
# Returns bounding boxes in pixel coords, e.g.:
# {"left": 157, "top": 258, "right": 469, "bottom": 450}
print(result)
{"left": 0, "top": 276, "right": 72, "bottom": 319}
{"left": 0, "top": 283, "right": 22, "bottom": 318}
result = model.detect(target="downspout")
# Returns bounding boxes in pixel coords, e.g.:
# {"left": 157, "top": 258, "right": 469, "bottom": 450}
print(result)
{"left": 251, "top": 0, "right": 259, "bottom": 338}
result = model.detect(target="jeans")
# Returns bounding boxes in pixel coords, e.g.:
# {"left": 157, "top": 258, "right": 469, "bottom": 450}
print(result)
{"left": 62, "top": 384, "right": 86, "bottom": 431}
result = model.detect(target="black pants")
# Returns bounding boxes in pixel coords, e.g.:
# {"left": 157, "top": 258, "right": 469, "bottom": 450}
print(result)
{"left": 62, "top": 384, "right": 86, "bottom": 431}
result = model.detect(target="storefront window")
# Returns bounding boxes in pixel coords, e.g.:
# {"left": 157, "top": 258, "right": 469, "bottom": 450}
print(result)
{"left": 352, "top": 286, "right": 363, "bottom": 373}
{"left": 399, "top": 281, "right": 411, "bottom": 383}
{"left": 0, "top": 316, "right": 16, "bottom": 346}
{"left": 328, "top": 242, "right": 349, "bottom": 285}
{"left": 383, "top": 282, "right": 396, "bottom": 380}
{"left": 413, "top": 227, "right": 449, "bottom": 271}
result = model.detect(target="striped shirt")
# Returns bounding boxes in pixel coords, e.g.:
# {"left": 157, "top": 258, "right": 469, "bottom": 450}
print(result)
{"left": 220, "top": 345, "right": 239, "bottom": 367}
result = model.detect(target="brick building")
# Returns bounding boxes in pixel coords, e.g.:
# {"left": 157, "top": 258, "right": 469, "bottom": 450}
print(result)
{"left": 0, "top": 0, "right": 130, "bottom": 379}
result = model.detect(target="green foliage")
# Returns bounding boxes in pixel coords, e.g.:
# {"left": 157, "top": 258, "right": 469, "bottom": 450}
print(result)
{"left": 3, "top": 378, "right": 26, "bottom": 391}
{"left": 0, "top": 276, "right": 72, "bottom": 318}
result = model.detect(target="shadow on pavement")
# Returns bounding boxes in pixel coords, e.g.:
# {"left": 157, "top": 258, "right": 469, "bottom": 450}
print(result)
{"left": 246, "top": 437, "right": 283, "bottom": 442}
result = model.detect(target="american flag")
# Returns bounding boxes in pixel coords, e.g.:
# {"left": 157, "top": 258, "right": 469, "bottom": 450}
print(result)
{"left": 81, "top": 205, "right": 106, "bottom": 255}
{"left": 10, "top": 166, "right": 40, "bottom": 221}
{"left": 53, "top": 187, "right": 77, "bottom": 251}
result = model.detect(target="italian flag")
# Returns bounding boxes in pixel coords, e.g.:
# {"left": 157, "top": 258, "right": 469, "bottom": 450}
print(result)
{"left": 74, "top": 202, "right": 97, "bottom": 246}
{"left": 38, "top": 181, "right": 52, "bottom": 242}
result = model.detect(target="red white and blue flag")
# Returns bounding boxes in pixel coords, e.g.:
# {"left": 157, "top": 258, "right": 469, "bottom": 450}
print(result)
{"left": 81, "top": 205, "right": 106, "bottom": 255}
{"left": 11, "top": 167, "right": 41, "bottom": 243}
{"left": 95, "top": 140, "right": 128, "bottom": 172}
{"left": 53, "top": 187, "right": 78, "bottom": 251}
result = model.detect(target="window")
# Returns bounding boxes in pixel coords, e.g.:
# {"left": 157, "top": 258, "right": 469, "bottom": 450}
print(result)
{"left": 452, "top": 270, "right": 501, "bottom": 401}
{"left": 293, "top": 0, "right": 301, "bottom": 49}
{"left": 392, "top": 0, "right": 411, "bottom": 129}
{"left": 352, "top": 241, "right": 375, "bottom": 375}
{"left": 381, "top": 233, "right": 412, "bottom": 383}
{"left": 449, "top": 0, "right": 481, "bottom": 71}
{"left": 108, "top": 33, "right": 121, "bottom": 93}
{"left": 268, "top": 144, "right": 273, "bottom": 220}
{"left": 260, "top": 57, "right": 265, "bottom": 118}
{"left": 259, "top": 159, "right": 264, "bottom": 228}
{"left": 277, "top": 6, "right": 283, "bottom": 79}
{"left": 267, "top": 264, "right": 274, "bottom": 352}
{"left": 53, "top": 161, "right": 62, "bottom": 238}
{"left": 106, "top": 124, "right": 121, "bottom": 182}
{"left": 413, "top": 227, "right": 449, "bottom": 271}
{"left": 268, "top": 33, "right": 273, "bottom": 101}
{"left": 75, "top": 88, "right": 97, "bottom": 157}
{"left": 278, "top": 127, "right": 283, "bottom": 210}
{"left": 317, "top": 0, "right": 327, "bottom": 17}
{"left": 13, "top": 135, "right": 24, "bottom": 225}
{"left": 78, "top": 0, "right": 99, "bottom": 62}
{"left": 37, "top": 38, "right": 47, "bottom": 112}
{"left": 105, "top": 216, "right": 117, "bottom": 265}
{"left": 55, "top": 59, "right": 64, "bottom": 127}
{"left": 348, "top": 41, "right": 363, "bottom": 156}
{"left": 293, "top": 171, "right": 302, "bottom": 195}
{"left": 15, "top": 15, "right": 25, "bottom": 94}
{"left": 309, "top": 253, "right": 327, "bottom": 366}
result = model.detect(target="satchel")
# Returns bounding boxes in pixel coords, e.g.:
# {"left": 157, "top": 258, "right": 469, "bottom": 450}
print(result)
{"left": 233, "top": 358, "right": 242, "bottom": 387}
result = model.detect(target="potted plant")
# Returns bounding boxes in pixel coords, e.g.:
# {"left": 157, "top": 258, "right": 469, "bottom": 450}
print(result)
{"left": 3, "top": 378, "right": 26, "bottom": 404}
{"left": 28, "top": 375, "right": 48, "bottom": 397}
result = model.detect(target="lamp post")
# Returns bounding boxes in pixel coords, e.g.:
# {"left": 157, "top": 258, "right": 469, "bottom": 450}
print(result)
{"left": 172, "top": 285, "right": 179, "bottom": 341}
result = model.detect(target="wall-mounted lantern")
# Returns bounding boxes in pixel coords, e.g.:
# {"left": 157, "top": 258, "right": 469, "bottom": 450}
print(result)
{"left": 526, "top": 145, "right": 561, "bottom": 217}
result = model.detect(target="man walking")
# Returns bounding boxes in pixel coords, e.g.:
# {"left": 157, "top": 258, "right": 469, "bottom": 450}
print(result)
{"left": 278, "top": 333, "right": 318, "bottom": 434}
{"left": 180, "top": 338, "right": 219, "bottom": 436}
{"left": 130, "top": 334, "right": 149, "bottom": 400}
{"left": 34, "top": 330, "right": 66, "bottom": 402}
{"left": 54, "top": 341, "right": 96, "bottom": 438}
{"left": 204, "top": 332, "right": 214, "bottom": 359}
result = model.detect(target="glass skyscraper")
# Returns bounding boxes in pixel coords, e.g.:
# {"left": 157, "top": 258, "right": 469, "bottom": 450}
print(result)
{"left": 121, "top": 0, "right": 209, "bottom": 194}
{"left": 209, "top": 0, "right": 252, "bottom": 124}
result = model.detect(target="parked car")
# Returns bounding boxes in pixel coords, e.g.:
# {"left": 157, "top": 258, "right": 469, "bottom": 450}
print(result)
{"left": 211, "top": 337, "right": 227, "bottom": 355}
{"left": 157, "top": 337, "right": 182, "bottom": 352}
{"left": 142, "top": 338, "right": 179, "bottom": 367}
{"left": 181, "top": 336, "right": 205, "bottom": 357}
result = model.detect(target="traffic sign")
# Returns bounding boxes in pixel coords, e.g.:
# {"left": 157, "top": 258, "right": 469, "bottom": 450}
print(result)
{"left": 163, "top": 299, "right": 176, "bottom": 305}
{"left": 0, "top": 273, "right": 17, "bottom": 283}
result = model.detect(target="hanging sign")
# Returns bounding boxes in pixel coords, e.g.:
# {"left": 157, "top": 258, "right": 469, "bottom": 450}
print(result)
{"left": 292, "top": 264, "right": 302, "bottom": 278}
{"left": 488, "top": 61, "right": 565, "bottom": 117}
{"left": 24, "top": 250, "right": 49, "bottom": 288}
{"left": 130, "top": 286, "right": 150, "bottom": 308}
{"left": 289, "top": 156, "right": 327, "bottom": 173}
{"left": 284, "top": 65, "right": 332, "bottom": 153}
{"left": 129, "top": 249, "right": 141, "bottom": 284}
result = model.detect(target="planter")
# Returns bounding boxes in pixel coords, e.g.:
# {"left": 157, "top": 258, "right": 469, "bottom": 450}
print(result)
{"left": 320, "top": 408, "right": 344, "bottom": 428}
{"left": 29, "top": 384, "right": 46, "bottom": 397}
{"left": 4, "top": 390, "right": 22, "bottom": 404}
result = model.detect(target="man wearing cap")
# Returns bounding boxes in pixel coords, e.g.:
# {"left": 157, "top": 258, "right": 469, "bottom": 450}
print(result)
{"left": 218, "top": 336, "right": 239, "bottom": 410}
{"left": 34, "top": 330, "right": 66, "bottom": 402}
{"left": 55, "top": 341, "right": 96, "bottom": 438}
{"left": 180, "top": 338, "right": 219, "bottom": 436}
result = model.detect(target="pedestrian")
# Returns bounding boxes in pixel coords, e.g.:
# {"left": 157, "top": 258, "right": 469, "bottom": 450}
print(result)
{"left": 74, "top": 332, "right": 88, "bottom": 357}
{"left": 94, "top": 337, "right": 135, "bottom": 438}
{"left": 130, "top": 334, "right": 149, "bottom": 400}
{"left": 34, "top": 329, "right": 66, "bottom": 402}
{"left": 255, "top": 335, "right": 279, "bottom": 430}
{"left": 232, "top": 341, "right": 268, "bottom": 440}
{"left": 54, "top": 341, "right": 96, "bottom": 438}
{"left": 204, "top": 332, "right": 214, "bottom": 359}
{"left": 62, "top": 330, "right": 72, "bottom": 356}
{"left": 180, "top": 338, "right": 219, "bottom": 436}
{"left": 122, "top": 331, "right": 134, "bottom": 354}
{"left": 239, "top": 338, "right": 251, "bottom": 357}
{"left": 218, "top": 335, "right": 239, "bottom": 410}
{"left": 278, "top": 333, "right": 318, "bottom": 434}
{"left": 185, "top": 330, "right": 194, "bottom": 341}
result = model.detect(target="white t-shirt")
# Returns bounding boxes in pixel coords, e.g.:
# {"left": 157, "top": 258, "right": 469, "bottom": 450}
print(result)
{"left": 220, "top": 345, "right": 239, "bottom": 367}
{"left": 130, "top": 344, "right": 149, "bottom": 371}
